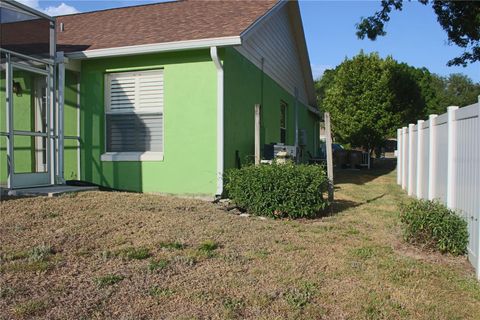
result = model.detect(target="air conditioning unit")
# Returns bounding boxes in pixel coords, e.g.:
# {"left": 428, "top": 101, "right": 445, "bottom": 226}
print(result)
{"left": 263, "top": 143, "right": 297, "bottom": 160}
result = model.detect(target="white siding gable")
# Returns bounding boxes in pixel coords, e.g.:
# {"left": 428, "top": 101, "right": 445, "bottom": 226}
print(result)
{"left": 235, "top": 3, "right": 310, "bottom": 106}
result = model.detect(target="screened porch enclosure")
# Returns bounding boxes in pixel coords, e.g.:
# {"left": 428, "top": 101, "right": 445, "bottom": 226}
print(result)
{"left": 0, "top": 0, "right": 78, "bottom": 190}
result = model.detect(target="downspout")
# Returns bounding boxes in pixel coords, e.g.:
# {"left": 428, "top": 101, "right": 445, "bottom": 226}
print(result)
{"left": 210, "top": 46, "right": 224, "bottom": 197}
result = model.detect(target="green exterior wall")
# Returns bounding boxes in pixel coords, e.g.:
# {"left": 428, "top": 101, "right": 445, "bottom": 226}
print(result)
{"left": 79, "top": 50, "right": 218, "bottom": 195}
{"left": 63, "top": 70, "right": 80, "bottom": 180}
{"left": 1, "top": 47, "right": 318, "bottom": 195}
{"left": 223, "top": 47, "right": 318, "bottom": 170}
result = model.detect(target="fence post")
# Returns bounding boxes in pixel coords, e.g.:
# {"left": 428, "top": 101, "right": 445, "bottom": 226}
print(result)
{"left": 416, "top": 120, "right": 424, "bottom": 198}
{"left": 407, "top": 124, "right": 415, "bottom": 196}
{"left": 428, "top": 114, "right": 437, "bottom": 200}
{"left": 397, "top": 128, "right": 402, "bottom": 185}
{"left": 254, "top": 104, "right": 261, "bottom": 165}
{"left": 477, "top": 96, "right": 480, "bottom": 281}
{"left": 447, "top": 106, "right": 459, "bottom": 209}
{"left": 401, "top": 126, "right": 407, "bottom": 190}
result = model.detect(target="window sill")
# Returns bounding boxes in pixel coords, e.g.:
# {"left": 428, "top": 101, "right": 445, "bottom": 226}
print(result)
{"left": 100, "top": 152, "right": 164, "bottom": 162}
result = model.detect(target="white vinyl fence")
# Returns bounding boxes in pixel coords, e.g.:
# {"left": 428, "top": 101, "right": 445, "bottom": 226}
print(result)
{"left": 396, "top": 100, "right": 480, "bottom": 280}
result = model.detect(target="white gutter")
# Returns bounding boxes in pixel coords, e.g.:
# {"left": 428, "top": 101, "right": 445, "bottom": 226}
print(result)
{"left": 66, "top": 36, "right": 241, "bottom": 60}
{"left": 210, "top": 46, "right": 224, "bottom": 197}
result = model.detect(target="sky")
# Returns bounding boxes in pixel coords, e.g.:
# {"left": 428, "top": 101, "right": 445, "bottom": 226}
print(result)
{"left": 18, "top": 0, "right": 480, "bottom": 82}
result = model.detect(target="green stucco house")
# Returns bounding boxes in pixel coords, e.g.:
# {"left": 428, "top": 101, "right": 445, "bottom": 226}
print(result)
{"left": 1, "top": 0, "right": 320, "bottom": 198}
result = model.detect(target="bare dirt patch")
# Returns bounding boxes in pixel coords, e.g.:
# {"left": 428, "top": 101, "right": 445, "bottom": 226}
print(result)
{"left": 1, "top": 168, "right": 479, "bottom": 319}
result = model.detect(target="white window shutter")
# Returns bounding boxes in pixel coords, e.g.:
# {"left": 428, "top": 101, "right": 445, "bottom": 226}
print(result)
{"left": 138, "top": 71, "right": 164, "bottom": 111}
{"left": 105, "top": 69, "right": 164, "bottom": 153}
{"left": 109, "top": 74, "right": 136, "bottom": 111}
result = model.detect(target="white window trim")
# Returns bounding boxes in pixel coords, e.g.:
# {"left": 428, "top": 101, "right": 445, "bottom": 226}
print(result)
{"left": 102, "top": 69, "right": 164, "bottom": 161}
{"left": 101, "top": 152, "right": 164, "bottom": 162}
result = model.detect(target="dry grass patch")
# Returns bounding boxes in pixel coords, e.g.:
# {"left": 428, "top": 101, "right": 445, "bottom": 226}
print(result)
{"left": 0, "top": 162, "right": 479, "bottom": 319}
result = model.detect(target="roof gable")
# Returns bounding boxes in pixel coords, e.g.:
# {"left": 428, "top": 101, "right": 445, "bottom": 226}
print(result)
{"left": 235, "top": 1, "right": 316, "bottom": 107}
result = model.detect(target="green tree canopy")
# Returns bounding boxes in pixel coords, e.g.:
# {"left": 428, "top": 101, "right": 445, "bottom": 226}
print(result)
{"left": 316, "top": 54, "right": 480, "bottom": 152}
{"left": 356, "top": 0, "right": 480, "bottom": 66}
{"left": 429, "top": 73, "right": 480, "bottom": 113}
{"left": 318, "top": 52, "right": 426, "bottom": 153}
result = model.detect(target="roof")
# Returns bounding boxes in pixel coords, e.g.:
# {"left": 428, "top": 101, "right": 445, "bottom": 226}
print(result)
{"left": 56, "top": 0, "right": 317, "bottom": 108}
{"left": 57, "top": 0, "right": 278, "bottom": 53}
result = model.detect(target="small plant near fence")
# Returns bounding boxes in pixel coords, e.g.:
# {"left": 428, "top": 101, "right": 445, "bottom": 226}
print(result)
{"left": 224, "top": 163, "right": 329, "bottom": 219}
{"left": 399, "top": 199, "right": 468, "bottom": 255}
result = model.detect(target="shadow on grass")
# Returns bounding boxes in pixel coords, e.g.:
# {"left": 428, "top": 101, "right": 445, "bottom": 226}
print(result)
{"left": 0, "top": 194, "right": 30, "bottom": 202}
{"left": 334, "top": 158, "right": 397, "bottom": 186}
{"left": 329, "top": 193, "right": 386, "bottom": 215}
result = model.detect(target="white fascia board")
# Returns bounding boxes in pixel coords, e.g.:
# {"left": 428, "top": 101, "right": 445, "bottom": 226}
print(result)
{"left": 66, "top": 36, "right": 242, "bottom": 60}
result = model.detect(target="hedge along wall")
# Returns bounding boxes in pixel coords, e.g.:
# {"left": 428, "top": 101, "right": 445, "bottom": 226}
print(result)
{"left": 223, "top": 47, "right": 319, "bottom": 170}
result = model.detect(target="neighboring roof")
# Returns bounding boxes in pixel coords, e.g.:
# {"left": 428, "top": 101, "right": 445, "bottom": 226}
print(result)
{"left": 57, "top": 0, "right": 277, "bottom": 53}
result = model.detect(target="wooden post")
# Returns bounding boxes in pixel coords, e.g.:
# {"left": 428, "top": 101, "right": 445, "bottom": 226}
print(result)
{"left": 254, "top": 104, "right": 261, "bottom": 165}
{"left": 324, "top": 112, "right": 334, "bottom": 202}
{"left": 294, "top": 87, "right": 299, "bottom": 163}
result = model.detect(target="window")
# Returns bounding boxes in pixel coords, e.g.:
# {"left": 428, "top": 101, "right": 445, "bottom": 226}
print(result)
{"left": 102, "top": 69, "right": 164, "bottom": 161}
{"left": 280, "top": 101, "right": 287, "bottom": 144}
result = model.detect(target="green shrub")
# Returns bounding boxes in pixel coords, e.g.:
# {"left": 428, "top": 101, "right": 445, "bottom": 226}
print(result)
{"left": 399, "top": 199, "right": 468, "bottom": 255}
{"left": 224, "top": 163, "right": 329, "bottom": 219}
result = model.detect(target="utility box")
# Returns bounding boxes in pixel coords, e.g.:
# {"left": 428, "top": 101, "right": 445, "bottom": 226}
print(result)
{"left": 299, "top": 129, "right": 307, "bottom": 146}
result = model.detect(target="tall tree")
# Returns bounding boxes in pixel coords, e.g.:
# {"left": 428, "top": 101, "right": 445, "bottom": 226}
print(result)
{"left": 315, "top": 69, "right": 336, "bottom": 109}
{"left": 320, "top": 52, "right": 425, "bottom": 153}
{"left": 431, "top": 73, "right": 480, "bottom": 113}
{"left": 356, "top": 1, "right": 480, "bottom": 66}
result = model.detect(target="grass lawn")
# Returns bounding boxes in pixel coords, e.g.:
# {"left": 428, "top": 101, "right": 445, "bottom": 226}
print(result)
{"left": 1, "top": 164, "right": 479, "bottom": 319}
